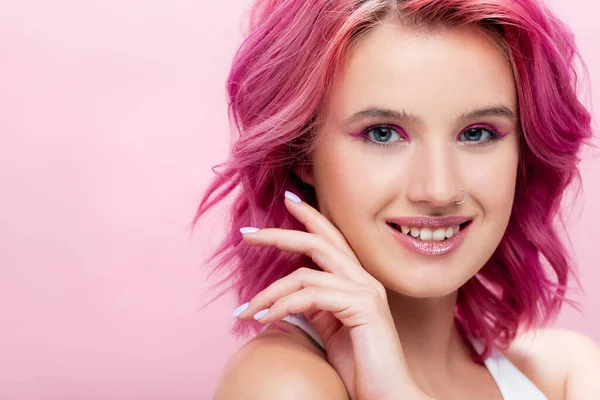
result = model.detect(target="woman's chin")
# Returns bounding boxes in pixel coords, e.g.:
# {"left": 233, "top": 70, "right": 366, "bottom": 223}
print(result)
{"left": 377, "top": 268, "right": 471, "bottom": 299}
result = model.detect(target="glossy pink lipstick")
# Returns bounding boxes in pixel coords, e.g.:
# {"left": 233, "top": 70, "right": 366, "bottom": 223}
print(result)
{"left": 386, "top": 216, "right": 473, "bottom": 256}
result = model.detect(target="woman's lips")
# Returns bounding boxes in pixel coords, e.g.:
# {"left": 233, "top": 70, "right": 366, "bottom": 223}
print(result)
{"left": 387, "top": 221, "right": 472, "bottom": 256}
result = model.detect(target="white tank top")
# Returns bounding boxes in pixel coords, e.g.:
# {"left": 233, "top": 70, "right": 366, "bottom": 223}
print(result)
{"left": 268, "top": 314, "right": 548, "bottom": 400}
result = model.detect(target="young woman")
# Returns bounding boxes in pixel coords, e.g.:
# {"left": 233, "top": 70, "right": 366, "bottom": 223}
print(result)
{"left": 198, "top": 0, "right": 599, "bottom": 398}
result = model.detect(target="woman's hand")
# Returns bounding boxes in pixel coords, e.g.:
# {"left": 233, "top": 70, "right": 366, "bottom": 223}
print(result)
{"left": 233, "top": 191, "right": 430, "bottom": 400}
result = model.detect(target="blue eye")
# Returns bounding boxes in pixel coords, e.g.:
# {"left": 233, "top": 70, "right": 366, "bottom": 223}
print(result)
{"left": 363, "top": 125, "right": 406, "bottom": 146}
{"left": 459, "top": 126, "right": 500, "bottom": 144}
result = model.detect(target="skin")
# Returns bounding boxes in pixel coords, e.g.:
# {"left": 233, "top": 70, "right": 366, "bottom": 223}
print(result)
{"left": 298, "top": 22, "right": 520, "bottom": 396}
{"left": 214, "top": 21, "right": 600, "bottom": 400}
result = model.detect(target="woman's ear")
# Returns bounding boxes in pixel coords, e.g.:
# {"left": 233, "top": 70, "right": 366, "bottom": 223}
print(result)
{"left": 292, "top": 162, "right": 315, "bottom": 187}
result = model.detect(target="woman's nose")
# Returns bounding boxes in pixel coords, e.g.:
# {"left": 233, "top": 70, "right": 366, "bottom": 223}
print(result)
{"left": 406, "top": 143, "right": 464, "bottom": 208}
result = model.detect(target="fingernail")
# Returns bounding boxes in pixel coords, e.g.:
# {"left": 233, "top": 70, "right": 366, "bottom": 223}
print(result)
{"left": 232, "top": 302, "right": 250, "bottom": 317}
{"left": 284, "top": 191, "right": 302, "bottom": 204}
{"left": 240, "top": 227, "right": 260, "bottom": 234}
{"left": 253, "top": 308, "right": 269, "bottom": 320}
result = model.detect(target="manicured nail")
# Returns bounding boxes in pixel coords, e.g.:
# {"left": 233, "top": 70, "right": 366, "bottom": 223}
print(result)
{"left": 253, "top": 308, "right": 269, "bottom": 320}
{"left": 240, "top": 227, "right": 260, "bottom": 234}
{"left": 284, "top": 191, "right": 302, "bottom": 204}
{"left": 232, "top": 302, "right": 250, "bottom": 317}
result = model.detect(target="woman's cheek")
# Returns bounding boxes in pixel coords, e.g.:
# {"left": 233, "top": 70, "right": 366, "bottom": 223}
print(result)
{"left": 312, "top": 146, "right": 381, "bottom": 217}
{"left": 465, "top": 149, "right": 518, "bottom": 217}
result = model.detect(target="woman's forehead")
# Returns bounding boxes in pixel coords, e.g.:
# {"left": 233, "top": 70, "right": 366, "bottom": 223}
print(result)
{"left": 325, "top": 22, "right": 517, "bottom": 127}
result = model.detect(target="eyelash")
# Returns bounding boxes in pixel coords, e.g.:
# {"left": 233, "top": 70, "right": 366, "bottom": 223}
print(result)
{"left": 353, "top": 124, "right": 406, "bottom": 147}
{"left": 353, "top": 123, "right": 505, "bottom": 148}
{"left": 458, "top": 124, "right": 505, "bottom": 147}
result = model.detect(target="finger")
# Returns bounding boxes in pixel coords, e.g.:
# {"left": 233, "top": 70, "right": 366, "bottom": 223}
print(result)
{"left": 241, "top": 228, "right": 367, "bottom": 282}
{"left": 235, "top": 267, "right": 362, "bottom": 319}
{"left": 253, "top": 286, "right": 377, "bottom": 327}
{"left": 284, "top": 191, "right": 358, "bottom": 262}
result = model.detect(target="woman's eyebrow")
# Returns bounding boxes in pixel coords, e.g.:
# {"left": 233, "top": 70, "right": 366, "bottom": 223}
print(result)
{"left": 340, "top": 105, "right": 518, "bottom": 125}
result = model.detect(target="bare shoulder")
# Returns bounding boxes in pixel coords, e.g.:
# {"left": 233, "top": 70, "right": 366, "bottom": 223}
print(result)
{"left": 213, "top": 324, "right": 349, "bottom": 400}
{"left": 508, "top": 328, "right": 600, "bottom": 372}
{"left": 505, "top": 328, "right": 600, "bottom": 399}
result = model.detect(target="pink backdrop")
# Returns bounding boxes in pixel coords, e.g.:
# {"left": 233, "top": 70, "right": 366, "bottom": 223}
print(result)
{"left": 0, "top": 1, "right": 597, "bottom": 398}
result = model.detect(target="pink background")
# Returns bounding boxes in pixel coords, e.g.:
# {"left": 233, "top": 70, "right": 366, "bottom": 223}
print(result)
{"left": 0, "top": 1, "right": 597, "bottom": 398}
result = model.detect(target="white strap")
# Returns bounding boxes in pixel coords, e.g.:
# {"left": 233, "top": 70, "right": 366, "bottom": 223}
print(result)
{"left": 262, "top": 313, "right": 325, "bottom": 349}
{"left": 472, "top": 338, "right": 548, "bottom": 400}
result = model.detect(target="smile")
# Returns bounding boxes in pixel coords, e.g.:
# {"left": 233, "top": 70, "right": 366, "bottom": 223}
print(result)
{"left": 388, "top": 222, "right": 470, "bottom": 242}
{"left": 386, "top": 217, "right": 473, "bottom": 256}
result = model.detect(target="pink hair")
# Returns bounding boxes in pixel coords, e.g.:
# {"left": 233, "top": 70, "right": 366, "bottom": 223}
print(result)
{"left": 194, "top": 0, "right": 594, "bottom": 363}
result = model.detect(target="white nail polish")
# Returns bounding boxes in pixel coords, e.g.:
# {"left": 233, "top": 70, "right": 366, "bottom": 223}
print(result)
{"left": 284, "top": 191, "right": 302, "bottom": 204}
{"left": 239, "top": 227, "right": 260, "bottom": 234}
{"left": 253, "top": 308, "right": 269, "bottom": 320}
{"left": 232, "top": 302, "right": 250, "bottom": 317}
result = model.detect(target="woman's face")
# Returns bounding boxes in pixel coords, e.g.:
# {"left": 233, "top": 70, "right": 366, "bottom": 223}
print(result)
{"left": 297, "top": 22, "right": 520, "bottom": 297}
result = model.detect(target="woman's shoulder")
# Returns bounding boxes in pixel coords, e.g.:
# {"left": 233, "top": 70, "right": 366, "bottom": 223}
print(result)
{"left": 213, "top": 323, "right": 349, "bottom": 400}
{"left": 504, "top": 328, "right": 600, "bottom": 399}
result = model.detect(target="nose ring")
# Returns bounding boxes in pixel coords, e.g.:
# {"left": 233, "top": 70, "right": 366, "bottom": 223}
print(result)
{"left": 454, "top": 188, "right": 468, "bottom": 205}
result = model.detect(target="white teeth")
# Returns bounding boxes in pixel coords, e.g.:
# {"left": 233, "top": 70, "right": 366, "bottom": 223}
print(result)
{"left": 432, "top": 228, "right": 446, "bottom": 241}
{"left": 398, "top": 224, "right": 461, "bottom": 241}
{"left": 445, "top": 227, "right": 453, "bottom": 238}
{"left": 420, "top": 228, "right": 432, "bottom": 241}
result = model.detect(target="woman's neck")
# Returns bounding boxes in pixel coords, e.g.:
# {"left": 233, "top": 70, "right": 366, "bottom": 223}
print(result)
{"left": 387, "top": 290, "right": 475, "bottom": 389}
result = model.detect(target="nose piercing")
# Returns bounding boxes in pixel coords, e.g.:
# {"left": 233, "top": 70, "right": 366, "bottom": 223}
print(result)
{"left": 454, "top": 188, "right": 468, "bottom": 205}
